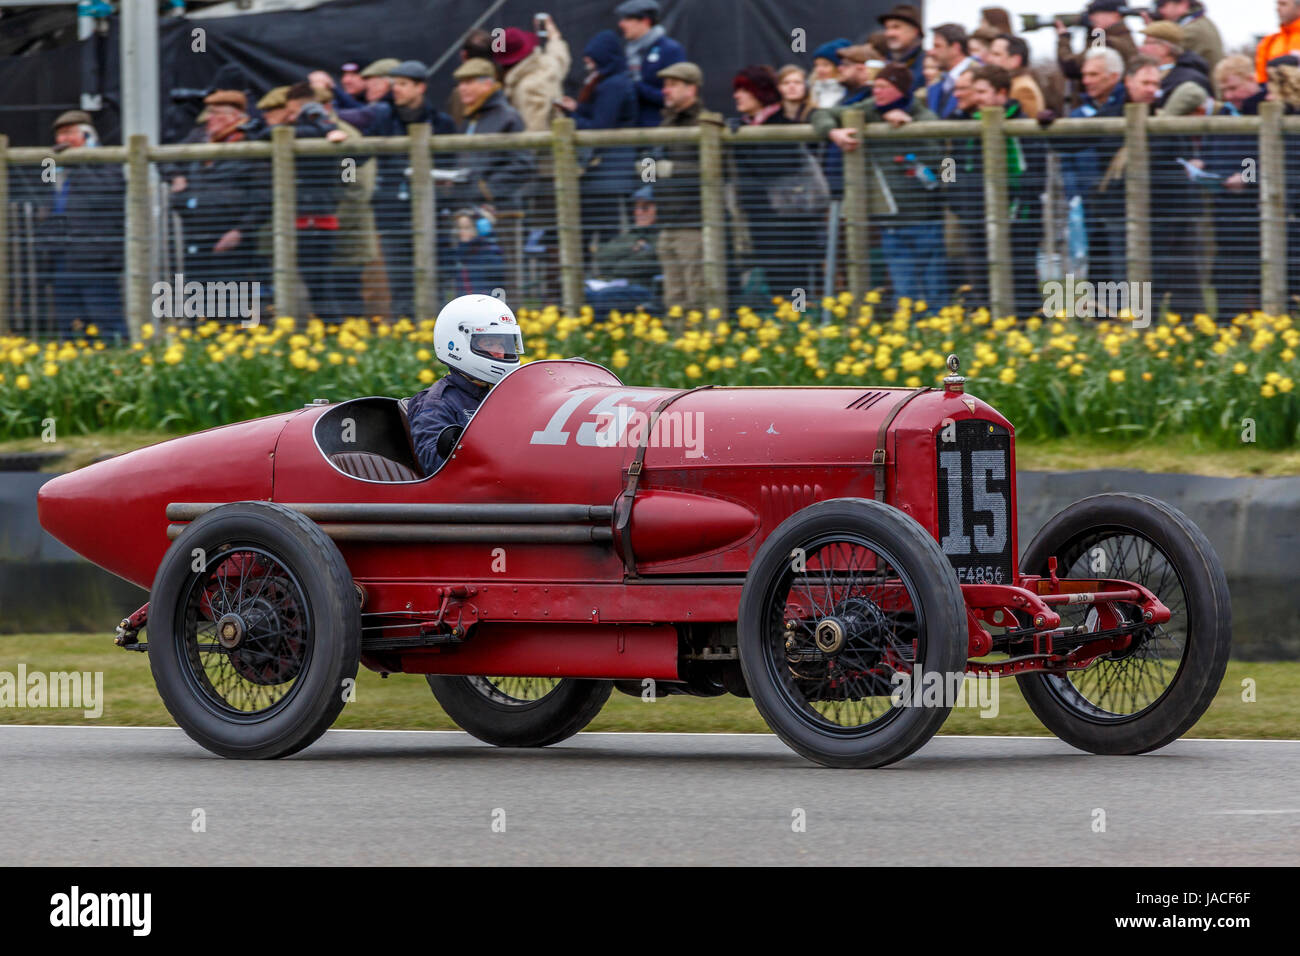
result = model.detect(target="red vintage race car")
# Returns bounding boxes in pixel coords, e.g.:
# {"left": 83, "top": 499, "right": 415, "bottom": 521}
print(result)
{"left": 37, "top": 356, "right": 1231, "bottom": 767}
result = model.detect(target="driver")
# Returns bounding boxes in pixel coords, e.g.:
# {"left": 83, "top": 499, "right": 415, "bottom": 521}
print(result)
{"left": 407, "top": 294, "right": 524, "bottom": 474}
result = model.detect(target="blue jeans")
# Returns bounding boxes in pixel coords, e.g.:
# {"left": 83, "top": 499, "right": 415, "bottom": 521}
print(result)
{"left": 881, "top": 222, "right": 947, "bottom": 308}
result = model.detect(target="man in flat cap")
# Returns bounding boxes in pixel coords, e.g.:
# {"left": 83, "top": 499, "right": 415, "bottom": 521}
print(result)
{"left": 21, "top": 110, "right": 126, "bottom": 336}
{"left": 639, "top": 61, "right": 721, "bottom": 312}
{"left": 366, "top": 60, "right": 456, "bottom": 318}
{"left": 335, "top": 57, "right": 400, "bottom": 110}
{"left": 169, "top": 89, "right": 270, "bottom": 304}
{"left": 1140, "top": 20, "right": 1213, "bottom": 102}
{"left": 1151, "top": 0, "right": 1222, "bottom": 67}
{"left": 615, "top": 0, "right": 687, "bottom": 127}
{"left": 834, "top": 45, "right": 882, "bottom": 108}
{"left": 1135, "top": 22, "right": 1212, "bottom": 317}
{"left": 446, "top": 57, "right": 535, "bottom": 214}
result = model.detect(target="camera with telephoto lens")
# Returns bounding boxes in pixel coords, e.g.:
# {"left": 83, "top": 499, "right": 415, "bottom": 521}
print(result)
{"left": 1020, "top": 7, "right": 1150, "bottom": 30}
{"left": 169, "top": 87, "right": 211, "bottom": 106}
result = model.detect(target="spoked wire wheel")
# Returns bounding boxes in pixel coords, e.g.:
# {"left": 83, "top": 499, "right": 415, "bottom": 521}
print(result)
{"left": 466, "top": 676, "right": 562, "bottom": 705}
{"left": 180, "top": 546, "right": 311, "bottom": 718}
{"left": 427, "top": 675, "right": 613, "bottom": 747}
{"left": 149, "top": 501, "right": 360, "bottom": 759}
{"left": 738, "top": 499, "right": 967, "bottom": 768}
{"left": 1017, "top": 493, "right": 1231, "bottom": 755}
{"left": 763, "top": 535, "right": 922, "bottom": 735}
{"left": 1039, "top": 530, "right": 1188, "bottom": 720}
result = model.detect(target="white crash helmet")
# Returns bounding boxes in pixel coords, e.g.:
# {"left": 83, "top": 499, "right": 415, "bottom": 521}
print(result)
{"left": 433, "top": 294, "right": 524, "bottom": 385}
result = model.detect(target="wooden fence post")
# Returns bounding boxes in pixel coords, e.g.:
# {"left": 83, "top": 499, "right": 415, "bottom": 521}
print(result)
{"left": 550, "top": 117, "right": 585, "bottom": 313}
{"left": 980, "top": 109, "right": 1013, "bottom": 317}
{"left": 1123, "top": 102, "right": 1152, "bottom": 296}
{"left": 1258, "top": 100, "right": 1288, "bottom": 315}
{"left": 125, "top": 134, "right": 150, "bottom": 341}
{"left": 699, "top": 118, "right": 727, "bottom": 316}
{"left": 840, "top": 109, "right": 869, "bottom": 305}
{"left": 271, "top": 124, "right": 297, "bottom": 321}
{"left": 408, "top": 123, "right": 436, "bottom": 320}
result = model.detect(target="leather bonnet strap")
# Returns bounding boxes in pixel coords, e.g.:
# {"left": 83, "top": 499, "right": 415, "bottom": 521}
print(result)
{"left": 873, "top": 386, "right": 932, "bottom": 502}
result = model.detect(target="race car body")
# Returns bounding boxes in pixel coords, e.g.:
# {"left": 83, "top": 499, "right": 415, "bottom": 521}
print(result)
{"left": 37, "top": 358, "right": 1231, "bottom": 767}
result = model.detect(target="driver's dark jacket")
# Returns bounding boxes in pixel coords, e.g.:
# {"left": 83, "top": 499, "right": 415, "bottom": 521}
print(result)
{"left": 408, "top": 369, "right": 489, "bottom": 475}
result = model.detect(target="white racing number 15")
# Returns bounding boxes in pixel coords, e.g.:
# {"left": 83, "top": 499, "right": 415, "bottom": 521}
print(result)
{"left": 529, "top": 389, "right": 659, "bottom": 448}
{"left": 938, "top": 448, "right": 1008, "bottom": 556}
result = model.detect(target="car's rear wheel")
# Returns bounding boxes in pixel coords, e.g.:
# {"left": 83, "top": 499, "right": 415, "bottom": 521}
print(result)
{"left": 427, "top": 675, "right": 612, "bottom": 747}
{"left": 149, "top": 501, "right": 361, "bottom": 759}
{"left": 738, "top": 498, "right": 967, "bottom": 768}
{"left": 1016, "top": 493, "right": 1231, "bottom": 755}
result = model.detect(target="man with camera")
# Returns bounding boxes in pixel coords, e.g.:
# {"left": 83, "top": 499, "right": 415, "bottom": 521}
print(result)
{"left": 1056, "top": 0, "right": 1139, "bottom": 84}
{"left": 494, "top": 14, "right": 572, "bottom": 132}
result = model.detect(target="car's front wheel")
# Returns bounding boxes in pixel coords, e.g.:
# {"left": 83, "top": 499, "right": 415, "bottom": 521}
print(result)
{"left": 737, "top": 498, "right": 968, "bottom": 768}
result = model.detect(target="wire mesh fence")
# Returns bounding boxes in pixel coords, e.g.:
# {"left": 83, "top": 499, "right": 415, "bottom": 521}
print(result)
{"left": 2, "top": 105, "right": 1298, "bottom": 341}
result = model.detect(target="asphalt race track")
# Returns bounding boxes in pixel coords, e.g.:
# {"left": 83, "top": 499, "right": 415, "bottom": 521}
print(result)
{"left": 2, "top": 726, "right": 1295, "bottom": 866}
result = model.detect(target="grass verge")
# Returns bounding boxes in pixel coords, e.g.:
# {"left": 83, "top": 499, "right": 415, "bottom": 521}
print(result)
{"left": 1, "top": 633, "right": 1292, "bottom": 739}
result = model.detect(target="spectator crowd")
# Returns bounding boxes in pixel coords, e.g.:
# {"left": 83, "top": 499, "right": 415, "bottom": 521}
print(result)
{"left": 12, "top": 0, "right": 1300, "bottom": 337}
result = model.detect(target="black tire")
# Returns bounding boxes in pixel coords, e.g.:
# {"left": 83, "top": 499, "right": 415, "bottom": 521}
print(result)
{"left": 737, "top": 498, "right": 967, "bottom": 768}
{"left": 1016, "top": 493, "right": 1231, "bottom": 755}
{"left": 427, "top": 676, "right": 612, "bottom": 747}
{"left": 149, "top": 501, "right": 361, "bottom": 759}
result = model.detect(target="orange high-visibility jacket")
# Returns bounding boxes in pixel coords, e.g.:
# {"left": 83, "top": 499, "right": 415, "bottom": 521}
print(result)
{"left": 1257, "top": 18, "right": 1300, "bottom": 81}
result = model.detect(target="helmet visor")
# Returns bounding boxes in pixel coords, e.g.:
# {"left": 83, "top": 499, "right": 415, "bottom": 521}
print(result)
{"left": 469, "top": 331, "right": 522, "bottom": 363}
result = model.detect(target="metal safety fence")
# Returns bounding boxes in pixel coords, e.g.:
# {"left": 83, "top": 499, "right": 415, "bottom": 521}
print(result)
{"left": 2, "top": 105, "right": 1298, "bottom": 341}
